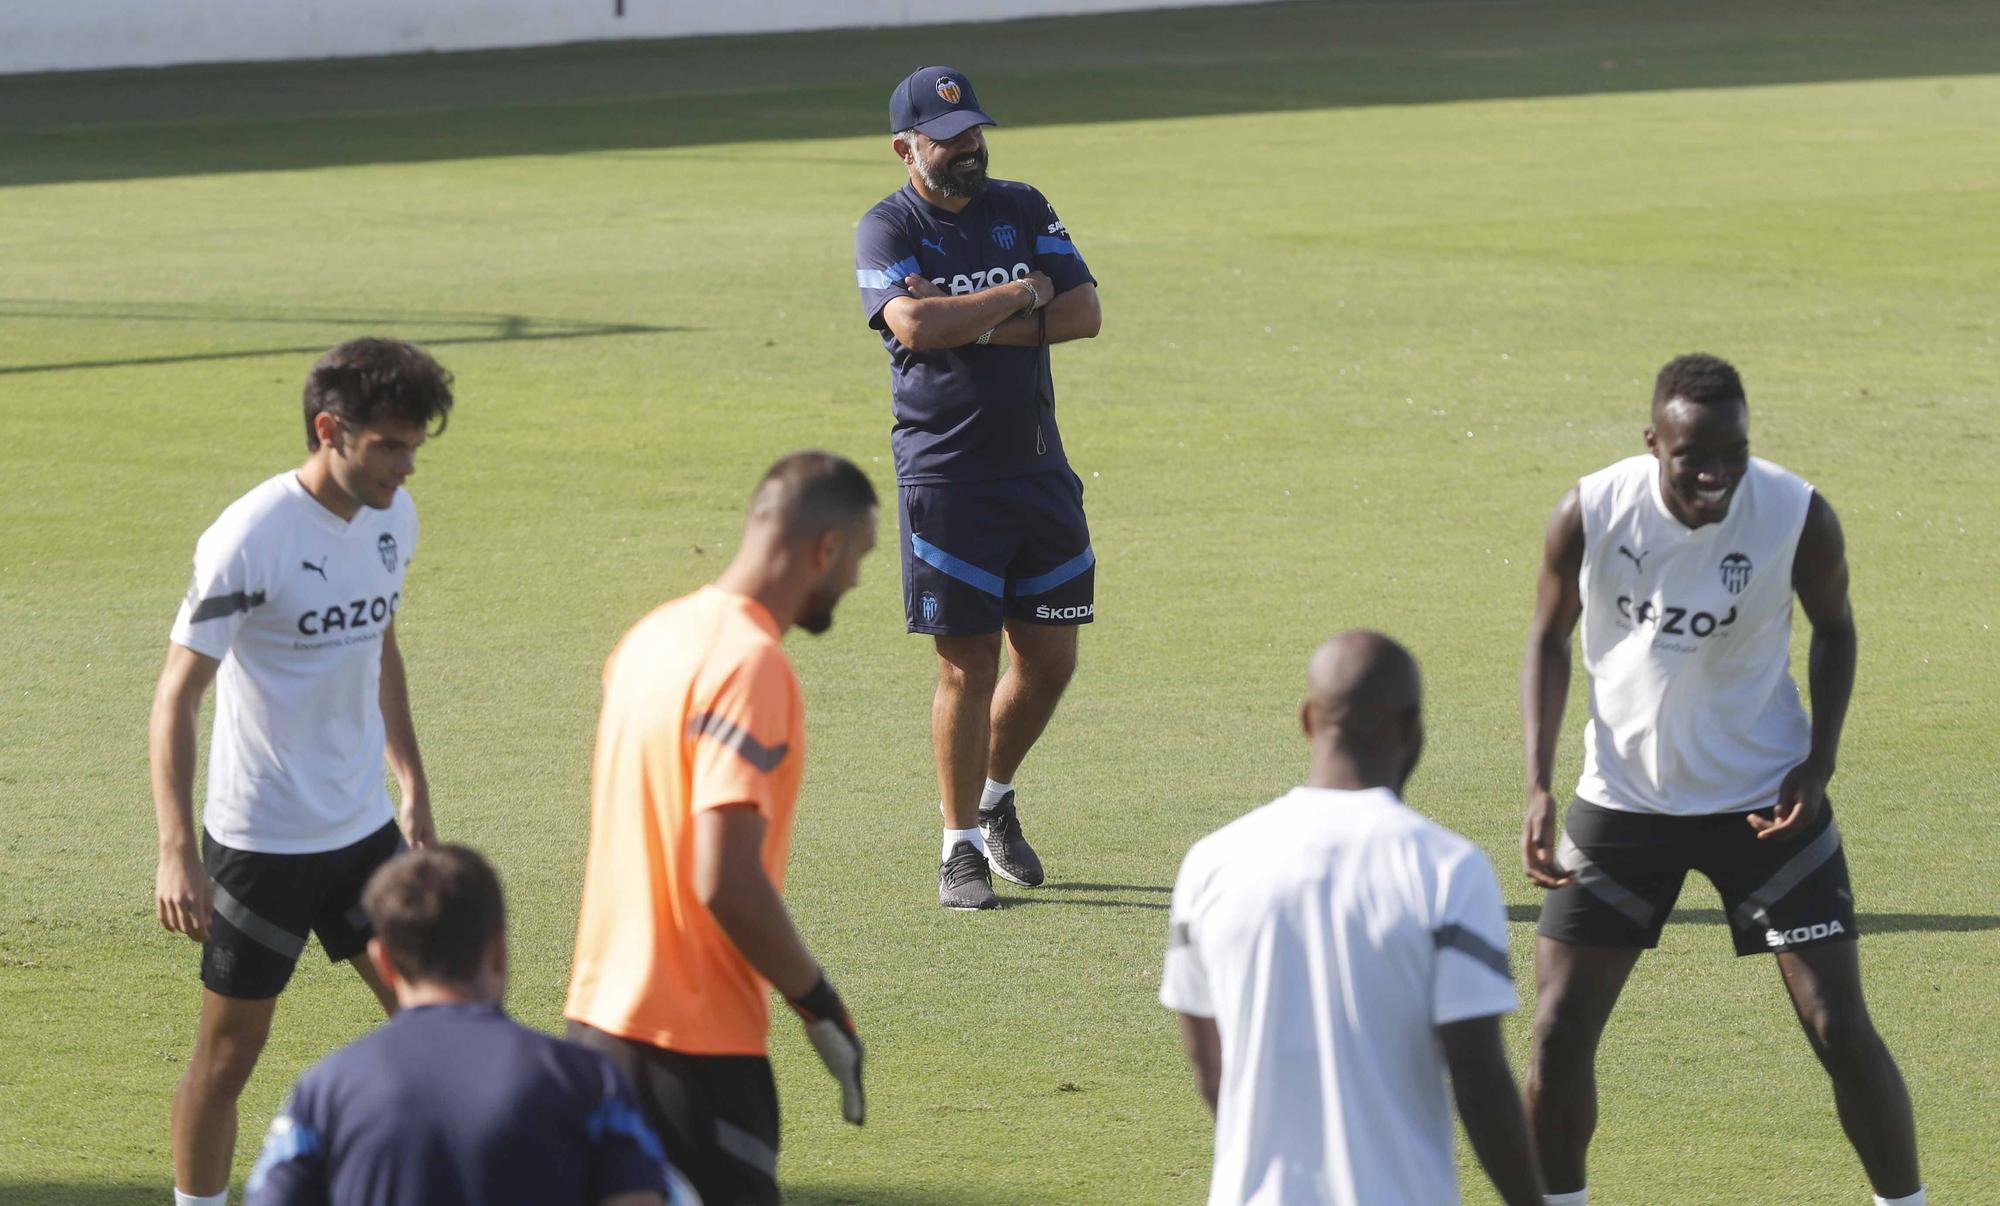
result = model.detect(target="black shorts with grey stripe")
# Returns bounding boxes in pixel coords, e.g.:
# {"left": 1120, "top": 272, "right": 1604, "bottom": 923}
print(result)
{"left": 565, "top": 1022, "right": 780, "bottom": 1206}
{"left": 200, "top": 820, "right": 405, "bottom": 999}
{"left": 1537, "top": 797, "right": 1859, "bottom": 957}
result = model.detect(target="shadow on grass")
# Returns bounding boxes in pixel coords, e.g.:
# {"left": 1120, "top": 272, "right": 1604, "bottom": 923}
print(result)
{"left": 786, "top": 1185, "right": 1008, "bottom": 1206}
{"left": 2, "top": 0, "right": 1996, "bottom": 186}
{"left": 0, "top": 300, "right": 690, "bottom": 377}
{"left": 0, "top": 1187, "right": 158, "bottom": 1205}
{"left": 1505, "top": 905, "right": 2000, "bottom": 933}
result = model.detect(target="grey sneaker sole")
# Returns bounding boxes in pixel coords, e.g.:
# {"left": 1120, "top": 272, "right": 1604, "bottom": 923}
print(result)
{"left": 986, "top": 859, "right": 1040, "bottom": 888}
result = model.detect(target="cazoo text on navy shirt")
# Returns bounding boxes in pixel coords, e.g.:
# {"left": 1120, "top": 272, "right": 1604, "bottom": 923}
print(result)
{"left": 855, "top": 178, "right": 1095, "bottom": 485}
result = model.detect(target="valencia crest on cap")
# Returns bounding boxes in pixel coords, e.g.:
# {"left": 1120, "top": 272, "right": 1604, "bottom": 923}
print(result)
{"left": 935, "top": 77, "right": 962, "bottom": 104}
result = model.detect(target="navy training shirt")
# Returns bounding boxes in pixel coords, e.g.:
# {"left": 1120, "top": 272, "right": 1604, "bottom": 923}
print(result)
{"left": 244, "top": 1003, "right": 671, "bottom": 1206}
{"left": 855, "top": 179, "right": 1096, "bottom": 485}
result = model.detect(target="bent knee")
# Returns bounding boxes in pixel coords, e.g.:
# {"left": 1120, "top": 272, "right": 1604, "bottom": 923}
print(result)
{"left": 1799, "top": 1003, "right": 1881, "bottom": 1061}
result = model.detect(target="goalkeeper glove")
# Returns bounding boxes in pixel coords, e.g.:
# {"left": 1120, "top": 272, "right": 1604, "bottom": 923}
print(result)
{"left": 788, "top": 972, "right": 865, "bottom": 1125}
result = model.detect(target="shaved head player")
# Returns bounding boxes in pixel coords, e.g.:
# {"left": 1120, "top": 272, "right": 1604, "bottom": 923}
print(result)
{"left": 1164, "top": 633, "right": 1541, "bottom": 1205}
{"left": 1520, "top": 354, "right": 1922, "bottom": 1206}
{"left": 854, "top": 66, "right": 1105, "bottom": 910}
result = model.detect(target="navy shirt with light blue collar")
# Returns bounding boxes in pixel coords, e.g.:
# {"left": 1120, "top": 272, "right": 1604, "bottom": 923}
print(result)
{"left": 245, "top": 1002, "right": 671, "bottom": 1206}
{"left": 855, "top": 179, "right": 1096, "bottom": 485}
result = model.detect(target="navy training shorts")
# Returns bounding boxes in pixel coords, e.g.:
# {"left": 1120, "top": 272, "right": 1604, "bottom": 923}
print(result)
{"left": 899, "top": 471, "right": 1095, "bottom": 636}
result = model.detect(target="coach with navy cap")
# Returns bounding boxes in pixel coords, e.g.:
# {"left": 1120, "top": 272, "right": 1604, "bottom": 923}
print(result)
{"left": 855, "top": 66, "right": 1103, "bottom": 911}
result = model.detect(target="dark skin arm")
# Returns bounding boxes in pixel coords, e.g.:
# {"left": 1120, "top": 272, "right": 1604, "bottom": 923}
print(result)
{"left": 1176, "top": 1013, "right": 1222, "bottom": 1114}
{"left": 1438, "top": 1015, "right": 1545, "bottom": 1205}
{"left": 1521, "top": 487, "right": 1584, "bottom": 887}
{"left": 693, "top": 804, "right": 821, "bottom": 998}
{"left": 1748, "top": 491, "right": 1855, "bottom": 841}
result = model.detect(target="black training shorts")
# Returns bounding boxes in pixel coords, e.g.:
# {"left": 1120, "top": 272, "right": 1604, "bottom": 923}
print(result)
{"left": 566, "top": 1022, "right": 781, "bottom": 1206}
{"left": 200, "top": 820, "right": 405, "bottom": 999}
{"left": 1537, "top": 797, "right": 1859, "bottom": 957}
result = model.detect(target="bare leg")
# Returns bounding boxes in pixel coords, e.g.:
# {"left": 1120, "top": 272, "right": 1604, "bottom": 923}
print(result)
{"left": 352, "top": 953, "right": 397, "bottom": 1016}
{"left": 1776, "top": 941, "right": 1921, "bottom": 1197}
{"left": 987, "top": 621, "right": 1079, "bottom": 784}
{"left": 932, "top": 633, "right": 1002, "bottom": 830}
{"left": 1525, "top": 937, "right": 1643, "bottom": 1195}
{"left": 172, "top": 989, "right": 278, "bottom": 1196}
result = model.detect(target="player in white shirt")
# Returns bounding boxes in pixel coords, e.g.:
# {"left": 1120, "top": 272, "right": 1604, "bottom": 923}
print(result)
{"left": 149, "top": 338, "right": 455, "bottom": 1206}
{"left": 1520, "top": 355, "right": 1922, "bottom": 1206}
{"left": 1163, "top": 631, "right": 1543, "bottom": 1206}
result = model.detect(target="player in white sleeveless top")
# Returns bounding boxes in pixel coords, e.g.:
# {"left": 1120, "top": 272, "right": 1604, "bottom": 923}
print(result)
{"left": 150, "top": 339, "right": 454, "bottom": 1206}
{"left": 1519, "top": 355, "right": 1922, "bottom": 1206}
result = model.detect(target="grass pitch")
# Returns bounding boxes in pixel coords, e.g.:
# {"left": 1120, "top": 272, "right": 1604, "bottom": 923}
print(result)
{"left": 2, "top": 2, "right": 1997, "bottom": 1201}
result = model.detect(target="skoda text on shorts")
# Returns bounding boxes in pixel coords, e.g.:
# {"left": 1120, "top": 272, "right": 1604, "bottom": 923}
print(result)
{"left": 855, "top": 65, "right": 1104, "bottom": 910}
{"left": 1519, "top": 354, "right": 1923, "bottom": 1204}
{"left": 150, "top": 338, "right": 454, "bottom": 1206}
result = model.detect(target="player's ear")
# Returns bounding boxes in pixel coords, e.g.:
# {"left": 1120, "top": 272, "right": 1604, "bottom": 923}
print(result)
{"left": 1643, "top": 424, "right": 1658, "bottom": 455}
{"left": 1298, "top": 699, "right": 1312, "bottom": 740}
{"left": 314, "top": 411, "right": 344, "bottom": 453}
{"left": 814, "top": 526, "right": 846, "bottom": 573}
{"left": 365, "top": 937, "right": 398, "bottom": 991}
{"left": 486, "top": 927, "right": 508, "bottom": 990}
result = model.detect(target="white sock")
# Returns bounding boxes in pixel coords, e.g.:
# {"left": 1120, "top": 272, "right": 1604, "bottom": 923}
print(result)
{"left": 943, "top": 826, "right": 986, "bottom": 859}
{"left": 1874, "top": 1189, "right": 1925, "bottom": 1206}
{"left": 1544, "top": 1191, "right": 1587, "bottom": 1206}
{"left": 979, "top": 779, "right": 1013, "bottom": 809}
{"left": 176, "top": 1191, "right": 229, "bottom": 1206}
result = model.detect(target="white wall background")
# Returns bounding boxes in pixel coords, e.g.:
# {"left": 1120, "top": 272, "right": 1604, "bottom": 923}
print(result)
{"left": 1, "top": 0, "right": 1267, "bottom": 76}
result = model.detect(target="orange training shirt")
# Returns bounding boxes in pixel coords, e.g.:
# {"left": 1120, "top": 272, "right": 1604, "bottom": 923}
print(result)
{"left": 565, "top": 586, "right": 805, "bottom": 1056}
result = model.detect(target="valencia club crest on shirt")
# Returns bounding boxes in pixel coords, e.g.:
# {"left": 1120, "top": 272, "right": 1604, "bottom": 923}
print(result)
{"left": 1719, "top": 552, "right": 1752, "bottom": 594}
{"left": 935, "top": 77, "right": 962, "bottom": 104}
{"left": 991, "top": 222, "right": 1018, "bottom": 251}
{"left": 378, "top": 533, "right": 399, "bottom": 572}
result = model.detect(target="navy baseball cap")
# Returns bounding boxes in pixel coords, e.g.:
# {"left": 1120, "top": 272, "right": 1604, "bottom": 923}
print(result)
{"left": 889, "top": 66, "right": 996, "bottom": 141}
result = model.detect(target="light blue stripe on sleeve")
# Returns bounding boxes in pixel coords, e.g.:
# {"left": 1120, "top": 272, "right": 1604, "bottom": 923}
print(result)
{"left": 857, "top": 255, "right": 922, "bottom": 290}
{"left": 1035, "top": 236, "right": 1079, "bottom": 256}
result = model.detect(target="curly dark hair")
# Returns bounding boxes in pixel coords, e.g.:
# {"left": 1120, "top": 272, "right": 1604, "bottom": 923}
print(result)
{"left": 303, "top": 338, "right": 454, "bottom": 451}
{"left": 1652, "top": 353, "right": 1745, "bottom": 412}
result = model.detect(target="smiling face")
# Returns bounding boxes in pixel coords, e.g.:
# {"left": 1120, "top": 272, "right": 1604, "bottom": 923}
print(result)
{"left": 900, "top": 126, "right": 990, "bottom": 200}
{"left": 1646, "top": 395, "right": 1750, "bottom": 528}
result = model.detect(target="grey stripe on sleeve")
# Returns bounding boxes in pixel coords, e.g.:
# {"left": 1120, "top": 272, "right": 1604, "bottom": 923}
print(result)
{"left": 686, "top": 712, "right": 790, "bottom": 774}
{"left": 1434, "top": 923, "right": 1512, "bottom": 980}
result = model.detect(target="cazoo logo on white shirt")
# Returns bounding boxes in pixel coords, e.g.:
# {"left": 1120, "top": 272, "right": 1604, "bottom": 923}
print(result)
{"left": 931, "top": 262, "right": 1033, "bottom": 295}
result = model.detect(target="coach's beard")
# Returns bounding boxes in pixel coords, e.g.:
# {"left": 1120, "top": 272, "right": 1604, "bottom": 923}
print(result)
{"left": 921, "top": 149, "right": 989, "bottom": 199}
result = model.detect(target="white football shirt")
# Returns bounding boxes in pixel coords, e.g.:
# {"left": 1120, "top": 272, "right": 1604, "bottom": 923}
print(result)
{"left": 169, "top": 472, "right": 418, "bottom": 853}
{"left": 1575, "top": 454, "right": 1813, "bottom": 816}
{"left": 1160, "top": 787, "right": 1518, "bottom": 1206}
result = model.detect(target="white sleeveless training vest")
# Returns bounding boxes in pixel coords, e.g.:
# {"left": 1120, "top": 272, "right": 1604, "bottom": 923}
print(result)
{"left": 1575, "top": 454, "right": 1814, "bottom": 816}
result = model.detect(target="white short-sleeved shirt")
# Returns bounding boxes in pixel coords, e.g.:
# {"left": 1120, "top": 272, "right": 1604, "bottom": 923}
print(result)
{"left": 169, "top": 472, "right": 417, "bottom": 853}
{"left": 1161, "top": 786, "right": 1518, "bottom": 1206}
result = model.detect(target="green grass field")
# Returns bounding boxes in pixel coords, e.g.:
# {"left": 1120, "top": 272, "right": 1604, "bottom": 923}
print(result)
{"left": 2, "top": 1, "right": 1997, "bottom": 1201}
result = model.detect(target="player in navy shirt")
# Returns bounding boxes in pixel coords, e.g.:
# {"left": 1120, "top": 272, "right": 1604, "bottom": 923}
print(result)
{"left": 856, "top": 66, "right": 1104, "bottom": 911}
{"left": 245, "top": 847, "right": 686, "bottom": 1206}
